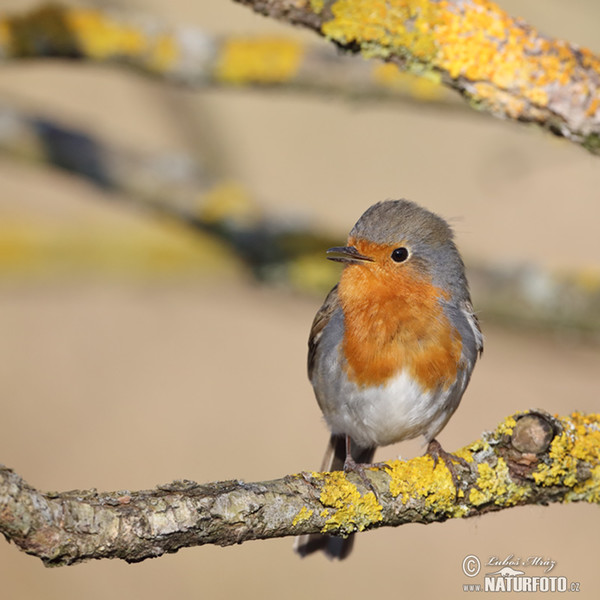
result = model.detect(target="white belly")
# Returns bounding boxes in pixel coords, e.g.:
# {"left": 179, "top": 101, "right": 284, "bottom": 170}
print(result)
{"left": 320, "top": 368, "right": 453, "bottom": 447}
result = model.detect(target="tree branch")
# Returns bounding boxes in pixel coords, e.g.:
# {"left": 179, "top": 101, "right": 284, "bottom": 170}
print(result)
{"left": 233, "top": 0, "right": 600, "bottom": 154}
{"left": 1, "top": 411, "right": 599, "bottom": 566}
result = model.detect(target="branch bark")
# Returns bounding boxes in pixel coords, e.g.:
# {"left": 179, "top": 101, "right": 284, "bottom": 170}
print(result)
{"left": 233, "top": 0, "right": 600, "bottom": 154}
{"left": 1, "top": 411, "right": 599, "bottom": 566}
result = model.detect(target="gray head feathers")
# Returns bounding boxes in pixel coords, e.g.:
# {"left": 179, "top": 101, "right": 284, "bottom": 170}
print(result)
{"left": 349, "top": 199, "right": 454, "bottom": 248}
{"left": 349, "top": 199, "right": 470, "bottom": 304}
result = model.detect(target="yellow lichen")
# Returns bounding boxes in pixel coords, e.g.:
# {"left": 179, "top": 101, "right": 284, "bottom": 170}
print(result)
{"left": 495, "top": 415, "right": 517, "bottom": 437}
{"left": 571, "top": 268, "right": 600, "bottom": 293}
{"left": 310, "top": 0, "right": 325, "bottom": 14}
{"left": 0, "top": 216, "right": 242, "bottom": 279}
{"left": 586, "top": 96, "right": 600, "bottom": 118}
{"left": 533, "top": 413, "right": 600, "bottom": 501}
{"left": 2, "top": 5, "right": 179, "bottom": 73}
{"left": 387, "top": 455, "right": 468, "bottom": 517}
{"left": 321, "top": 0, "right": 600, "bottom": 115}
{"left": 0, "top": 17, "right": 11, "bottom": 49}
{"left": 292, "top": 506, "right": 314, "bottom": 526}
{"left": 463, "top": 438, "right": 489, "bottom": 455}
{"left": 323, "top": 0, "right": 440, "bottom": 62}
{"left": 287, "top": 254, "right": 339, "bottom": 295}
{"left": 454, "top": 446, "right": 475, "bottom": 463}
{"left": 68, "top": 10, "right": 179, "bottom": 74}
{"left": 571, "top": 464, "right": 600, "bottom": 504}
{"left": 318, "top": 471, "right": 383, "bottom": 535}
{"left": 64, "top": 8, "right": 146, "bottom": 60}
{"left": 215, "top": 37, "right": 304, "bottom": 84}
{"left": 198, "top": 182, "right": 260, "bottom": 227}
{"left": 147, "top": 34, "right": 178, "bottom": 73}
{"left": 468, "top": 458, "right": 530, "bottom": 507}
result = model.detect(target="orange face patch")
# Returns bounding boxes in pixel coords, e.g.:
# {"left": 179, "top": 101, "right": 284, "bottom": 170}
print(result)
{"left": 338, "top": 239, "right": 462, "bottom": 390}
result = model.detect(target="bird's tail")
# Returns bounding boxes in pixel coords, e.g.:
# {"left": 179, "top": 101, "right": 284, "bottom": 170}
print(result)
{"left": 293, "top": 435, "right": 375, "bottom": 560}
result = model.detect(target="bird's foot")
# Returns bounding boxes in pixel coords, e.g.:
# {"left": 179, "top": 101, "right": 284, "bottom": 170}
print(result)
{"left": 368, "top": 460, "right": 394, "bottom": 473}
{"left": 426, "top": 438, "right": 470, "bottom": 490}
{"left": 343, "top": 454, "right": 380, "bottom": 496}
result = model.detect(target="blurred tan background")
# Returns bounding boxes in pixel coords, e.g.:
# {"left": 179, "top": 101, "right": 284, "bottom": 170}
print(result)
{"left": 1, "top": 1, "right": 599, "bottom": 598}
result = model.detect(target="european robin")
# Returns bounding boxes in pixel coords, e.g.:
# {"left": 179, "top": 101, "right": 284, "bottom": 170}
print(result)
{"left": 295, "top": 200, "right": 483, "bottom": 559}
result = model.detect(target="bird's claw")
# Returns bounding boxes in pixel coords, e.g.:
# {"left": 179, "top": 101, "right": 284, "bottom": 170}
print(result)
{"left": 343, "top": 455, "right": 379, "bottom": 496}
{"left": 426, "top": 438, "right": 470, "bottom": 490}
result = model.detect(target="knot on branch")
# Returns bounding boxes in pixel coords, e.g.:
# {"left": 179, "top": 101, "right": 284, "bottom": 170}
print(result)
{"left": 502, "top": 410, "right": 559, "bottom": 478}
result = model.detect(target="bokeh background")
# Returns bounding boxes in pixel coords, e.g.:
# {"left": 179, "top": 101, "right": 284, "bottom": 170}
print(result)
{"left": 1, "top": 0, "right": 599, "bottom": 598}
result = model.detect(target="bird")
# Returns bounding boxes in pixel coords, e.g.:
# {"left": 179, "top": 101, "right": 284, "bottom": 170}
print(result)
{"left": 294, "top": 199, "right": 483, "bottom": 559}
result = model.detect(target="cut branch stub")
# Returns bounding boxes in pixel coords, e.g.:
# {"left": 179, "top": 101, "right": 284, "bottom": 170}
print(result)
{"left": 511, "top": 412, "right": 556, "bottom": 455}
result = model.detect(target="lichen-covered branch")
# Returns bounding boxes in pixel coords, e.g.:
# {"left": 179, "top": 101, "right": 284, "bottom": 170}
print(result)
{"left": 1, "top": 411, "right": 599, "bottom": 567}
{"left": 0, "top": 3, "right": 460, "bottom": 107}
{"left": 233, "top": 0, "right": 600, "bottom": 154}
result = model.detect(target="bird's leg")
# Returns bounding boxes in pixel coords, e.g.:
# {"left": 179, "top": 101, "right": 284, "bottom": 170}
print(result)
{"left": 426, "top": 438, "right": 470, "bottom": 489}
{"left": 343, "top": 434, "right": 354, "bottom": 471}
{"left": 342, "top": 435, "right": 379, "bottom": 495}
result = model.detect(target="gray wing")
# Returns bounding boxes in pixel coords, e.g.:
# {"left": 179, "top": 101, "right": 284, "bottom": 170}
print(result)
{"left": 425, "top": 298, "right": 483, "bottom": 442}
{"left": 307, "top": 284, "right": 341, "bottom": 380}
{"left": 462, "top": 299, "right": 484, "bottom": 358}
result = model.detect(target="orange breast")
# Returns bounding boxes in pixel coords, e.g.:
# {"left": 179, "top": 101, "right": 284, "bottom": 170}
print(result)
{"left": 338, "top": 261, "right": 462, "bottom": 391}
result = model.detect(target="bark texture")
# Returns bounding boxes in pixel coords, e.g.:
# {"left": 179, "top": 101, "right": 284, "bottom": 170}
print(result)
{"left": 1, "top": 411, "right": 599, "bottom": 567}
{"left": 234, "top": 0, "right": 600, "bottom": 153}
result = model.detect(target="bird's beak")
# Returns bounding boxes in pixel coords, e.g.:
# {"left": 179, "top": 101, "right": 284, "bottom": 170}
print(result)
{"left": 326, "top": 246, "right": 374, "bottom": 264}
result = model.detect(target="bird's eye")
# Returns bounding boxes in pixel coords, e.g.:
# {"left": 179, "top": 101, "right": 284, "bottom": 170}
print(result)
{"left": 391, "top": 247, "right": 409, "bottom": 263}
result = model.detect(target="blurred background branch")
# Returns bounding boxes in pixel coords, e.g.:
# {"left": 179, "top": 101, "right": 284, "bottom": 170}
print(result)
{"left": 0, "top": 99, "right": 599, "bottom": 340}
{"left": 0, "top": 3, "right": 464, "bottom": 108}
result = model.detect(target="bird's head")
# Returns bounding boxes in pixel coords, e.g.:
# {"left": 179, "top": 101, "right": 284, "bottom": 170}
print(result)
{"left": 327, "top": 199, "right": 469, "bottom": 302}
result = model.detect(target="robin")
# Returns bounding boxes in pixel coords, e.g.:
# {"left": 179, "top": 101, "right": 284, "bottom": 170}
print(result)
{"left": 294, "top": 199, "right": 483, "bottom": 559}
